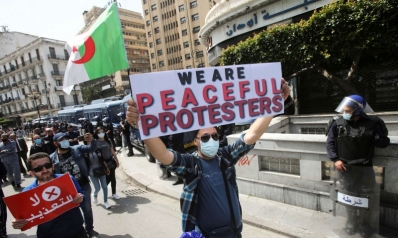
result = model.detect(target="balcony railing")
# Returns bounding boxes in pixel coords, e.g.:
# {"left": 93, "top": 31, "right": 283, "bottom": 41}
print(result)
{"left": 48, "top": 54, "right": 68, "bottom": 60}
{"left": 51, "top": 71, "right": 65, "bottom": 76}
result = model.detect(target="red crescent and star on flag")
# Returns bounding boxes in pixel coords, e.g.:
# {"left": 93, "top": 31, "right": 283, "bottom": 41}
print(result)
{"left": 72, "top": 36, "right": 96, "bottom": 64}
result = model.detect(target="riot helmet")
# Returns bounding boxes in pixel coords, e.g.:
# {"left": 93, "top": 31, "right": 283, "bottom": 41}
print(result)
{"left": 335, "top": 95, "right": 366, "bottom": 118}
{"left": 103, "top": 117, "right": 110, "bottom": 123}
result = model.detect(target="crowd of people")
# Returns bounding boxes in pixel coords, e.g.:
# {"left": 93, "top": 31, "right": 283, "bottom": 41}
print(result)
{"left": 0, "top": 122, "right": 122, "bottom": 238}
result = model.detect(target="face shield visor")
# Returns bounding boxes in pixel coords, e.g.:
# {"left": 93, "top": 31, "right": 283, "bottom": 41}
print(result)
{"left": 335, "top": 97, "right": 364, "bottom": 114}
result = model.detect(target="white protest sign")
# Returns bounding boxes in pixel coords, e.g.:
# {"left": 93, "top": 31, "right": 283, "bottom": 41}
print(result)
{"left": 130, "top": 63, "right": 283, "bottom": 140}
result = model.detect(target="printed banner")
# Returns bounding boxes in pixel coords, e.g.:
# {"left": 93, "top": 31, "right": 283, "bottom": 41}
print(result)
{"left": 130, "top": 63, "right": 283, "bottom": 139}
{"left": 3, "top": 174, "right": 79, "bottom": 231}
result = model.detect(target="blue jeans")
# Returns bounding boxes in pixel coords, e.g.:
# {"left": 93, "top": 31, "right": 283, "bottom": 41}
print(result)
{"left": 80, "top": 182, "right": 94, "bottom": 232}
{"left": 89, "top": 175, "right": 108, "bottom": 203}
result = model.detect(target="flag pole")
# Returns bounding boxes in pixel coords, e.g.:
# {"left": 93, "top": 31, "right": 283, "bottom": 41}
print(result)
{"left": 128, "top": 68, "right": 132, "bottom": 97}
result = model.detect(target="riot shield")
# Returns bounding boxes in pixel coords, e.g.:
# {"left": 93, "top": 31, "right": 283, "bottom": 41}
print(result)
{"left": 330, "top": 165, "right": 380, "bottom": 238}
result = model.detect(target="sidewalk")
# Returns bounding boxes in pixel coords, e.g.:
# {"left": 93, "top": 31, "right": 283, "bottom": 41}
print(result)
{"left": 118, "top": 147, "right": 356, "bottom": 238}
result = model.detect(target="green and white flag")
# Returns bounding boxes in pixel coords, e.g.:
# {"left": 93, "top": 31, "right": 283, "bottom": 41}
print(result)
{"left": 63, "top": 2, "right": 128, "bottom": 94}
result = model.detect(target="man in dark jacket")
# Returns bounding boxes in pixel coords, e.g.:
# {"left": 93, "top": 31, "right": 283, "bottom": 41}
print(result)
{"left": 83, "top": 120, "right": 94, "bottom": 135}
{"left": 120, "top": 115, "right": 134, "bottom": 156}
{"left": 30, "top": 135, "right": 54, "bottom": 156}
{"left": 50, "top": 132, "right": 100, "bottom": 238}
{"left": 65, "top": 125, "right": 80, "bottom": 146}
{"left": 12, "top": 152, "right": 87, "bottom": 238}
{"left": 43, "top": 128, "right": 57, "bottom": 155}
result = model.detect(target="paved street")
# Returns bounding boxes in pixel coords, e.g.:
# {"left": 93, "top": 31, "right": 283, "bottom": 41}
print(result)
{"left": 2, "top": 153, "right": 287, "bottom": 238}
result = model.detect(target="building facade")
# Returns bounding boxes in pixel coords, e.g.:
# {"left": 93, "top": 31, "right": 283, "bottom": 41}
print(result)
{"left": 200, "top": 0, "right": 333, "bottom": 66}
{"left": 0, "top": 32, "right": 83, "bottom": 123}
{"left": 142, "top": 0, "right": 220, "bottom": 71}
{"left": 79, "top": 5, "right": 151, "bottom": 97}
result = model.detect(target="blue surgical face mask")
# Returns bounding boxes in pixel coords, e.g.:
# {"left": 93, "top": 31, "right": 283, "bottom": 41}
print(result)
{"left": 200, "top": 139, "right": 219, "bottom": 157}
{"left": 60, "top": 140, "right": 70, "bottom": 149}
{"left": 35, "top": 139, "right": 42, "bottom": 144}
{"left": 343, "top": 113, "right": 352, "bottom": 121}
{"left": 98, "top": 133, "right": 105, "bottom": 138}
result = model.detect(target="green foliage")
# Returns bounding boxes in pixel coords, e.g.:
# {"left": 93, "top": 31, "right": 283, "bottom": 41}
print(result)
{"left": 82, "top": 86, "right": 101, "bottom": 103}
{"left": 221, "top": 0, "right": 398, "bottom": 84}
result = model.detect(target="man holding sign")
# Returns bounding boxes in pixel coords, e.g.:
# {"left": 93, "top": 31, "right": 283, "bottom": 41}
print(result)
{"left": 126, "top": 63, "right": 290, "bottom": 238}
{"left": 11, "top": 152, "right": 87, "bottom": 238}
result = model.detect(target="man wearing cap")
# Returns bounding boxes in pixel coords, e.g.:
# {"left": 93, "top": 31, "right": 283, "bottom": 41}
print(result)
{"left": 50, "top": 132, "right": 100, "bottom": 238}
{"left": 65, "top": 125, "right": 80, "bottom": 146}
{"left": 43, "top": 128, "right": 57, "bottom": 155}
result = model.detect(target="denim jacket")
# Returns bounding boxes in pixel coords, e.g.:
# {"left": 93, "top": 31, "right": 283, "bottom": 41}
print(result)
{"left": 50, "top": 140, "right": 97, "bottom": 180}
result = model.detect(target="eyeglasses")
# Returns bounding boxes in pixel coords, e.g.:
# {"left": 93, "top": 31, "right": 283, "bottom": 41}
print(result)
{"left": 196, "top": 132, "right": 219, "bottom": 143}
{"left": 32, "top": 162, "right": 53, "bottom": 173}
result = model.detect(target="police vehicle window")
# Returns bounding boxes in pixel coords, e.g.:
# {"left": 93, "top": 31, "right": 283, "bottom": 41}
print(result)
{"left": 76, "top": 111, "right": 83, "bottom": 120}
{"left": 259, "top": 156, "right": 300, "bottom": 175}
{"left": 84, "top": 113, "right": 89, "bottom": 119}
{"left": 109, "top": 106, "right": 120, "bottom": 122}
{"left": 102, "top": 109, "right": 108, "bottom": 117}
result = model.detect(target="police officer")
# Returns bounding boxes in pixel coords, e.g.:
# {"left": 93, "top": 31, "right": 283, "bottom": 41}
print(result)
{"left": 83, "top": 119, "right": 94, "bottom": 135}
{"left": 326, "top": 95, "right": 390, "bottom": 236}
{"left": 103, "top": 117, "right": 116, "bottom": 150}
{"left": 94, "top": 116, "right": 103, "bottom": 128}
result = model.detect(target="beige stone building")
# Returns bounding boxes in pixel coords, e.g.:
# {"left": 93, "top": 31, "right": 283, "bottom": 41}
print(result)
{"left": 78, "top": 5, "right": 151, "bottom": 97}
{"left": 142, "top": 0, "right": 219, "bottom": 71}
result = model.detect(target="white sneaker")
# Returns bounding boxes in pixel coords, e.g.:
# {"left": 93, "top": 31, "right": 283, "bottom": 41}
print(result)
{"left": 112, "top": 194, "right": 120, "bottom": 200}
{"left": 104, "top": 201, "right": 112, "bottom": 209}
{"left": 93, "top": 196, "right": 98, "bottom": 204}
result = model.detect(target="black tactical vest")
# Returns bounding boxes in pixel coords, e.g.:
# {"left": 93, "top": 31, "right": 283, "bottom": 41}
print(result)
{"left": 335, "top": 117, "right": 376, "bottom": 164}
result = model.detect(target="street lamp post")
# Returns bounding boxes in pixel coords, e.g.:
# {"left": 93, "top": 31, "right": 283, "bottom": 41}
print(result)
{"left": 27, "top": 89, "right": 42, "bottom": 123}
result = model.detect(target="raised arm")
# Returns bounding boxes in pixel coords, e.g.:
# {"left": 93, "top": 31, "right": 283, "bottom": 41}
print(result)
{"left": 126, "top": 100, "right": 174, "bottom": 165}
{"left": 244, "top": 78, "right": 290, "bottom": 144}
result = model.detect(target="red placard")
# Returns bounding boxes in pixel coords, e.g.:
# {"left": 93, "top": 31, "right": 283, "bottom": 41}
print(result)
{"left": 3, "top": 174, "right": 79, "bottom": 231}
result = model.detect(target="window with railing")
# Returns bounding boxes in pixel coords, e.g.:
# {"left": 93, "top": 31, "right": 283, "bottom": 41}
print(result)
{"left": 146, "top": 20, "right": 150, "bottom": 26}
{"left": 153, "top": 16, "right": 158, "bottom": 22}
{"left": 193, "top": 26, "right": 200, "bottom": 33}
{"left": 145, "top": 9, "right": 149, "bottom": 15}
{"left": 192, "top": 14, "right": 199, "bottom": 21}
{"left": 149, "top": 42, "right": 153, "bottom": 48}
{"left": 194, "top": 39, "right": 200, "bottom": 46}
{"left": 151, "top": 4, "right": 157, "bottom": 10}
{"left": 159, "top": 61, "right": 164, "bottom": 67}
{"left": 190, "top": 1, "right": 197, "bottom": 8}
{"left": 156, "top": 38, "right": 161, "bottom": 45}
{"left": 179, "top": 5, "right": 184, "bottom": 11}
{"left": 196, "top": 51, "right": 203, "bottom": 58}
{"left": 157, "top": 50, "right": 163, "bottom": 56}
{"left": 151, "top": 53, "right": 155, "bottom": 58}
{"left": 182, "top": 29, "right": 187, "bottom": 36}
{"left": 155, "top": 27, "right": 160, "bottom": 34}
{"left": 152, "top": 64, "right": 156, "bottom": 69}
{"left": 183, "top": 41, "right": 189, "bottom": 48}
{"left": 185, "top": 54, "right": 191, "bottom": 60}
{"left": 180, "top": 17, "right": 186, "bottom": 24}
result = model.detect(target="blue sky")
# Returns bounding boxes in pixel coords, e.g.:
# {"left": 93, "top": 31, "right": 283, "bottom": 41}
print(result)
{"left": 0, "top": 0, "right": 144, "bottom": 41}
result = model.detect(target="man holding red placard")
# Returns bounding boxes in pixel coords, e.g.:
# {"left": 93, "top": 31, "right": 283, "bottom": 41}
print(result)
{"left": 10, "top": 152, "right": 87, "bottom": 238}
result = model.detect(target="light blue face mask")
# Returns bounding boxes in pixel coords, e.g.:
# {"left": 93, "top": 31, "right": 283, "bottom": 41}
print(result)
{"left": 60, "top": 140, "right": 70, "bottom": 149}
{"left": 343, "top": 113, "right": 352, "bottom": 121}
{"left": 200, "top": 139, "right": 219, "bottom": 157}
{"left": 35, "top": 139, "right": 42, "bottom": 144}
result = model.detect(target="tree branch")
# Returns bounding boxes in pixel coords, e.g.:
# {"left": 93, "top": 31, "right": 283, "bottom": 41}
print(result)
{"left": 346, "top": 51, "right": 362, "bottom": 81}
{"left": 285, "top": 66, "right": 317, "bottom": 80}
{"left": 316, "top": 66, "right": 358, "bottom": 94}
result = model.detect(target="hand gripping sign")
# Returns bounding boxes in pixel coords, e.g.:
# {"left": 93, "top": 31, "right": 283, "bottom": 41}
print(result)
{"left": 130, "top": 63, "right": 284, "bottom": 140}
{"left": 3, "top": 174, "right": 79, "bottom": 231}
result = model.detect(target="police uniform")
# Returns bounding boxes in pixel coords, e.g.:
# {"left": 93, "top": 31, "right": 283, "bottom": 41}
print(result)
{"left": 326, "top": 95, "right": 390, "bottom": 236}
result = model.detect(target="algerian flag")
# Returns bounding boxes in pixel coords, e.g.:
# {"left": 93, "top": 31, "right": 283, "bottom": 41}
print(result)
{"left": 63, "top": 2, "right": 128, "bottom": 94}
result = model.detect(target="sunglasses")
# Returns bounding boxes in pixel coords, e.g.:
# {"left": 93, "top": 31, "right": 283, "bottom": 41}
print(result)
{"left": 32, "top": 162, "right": 53, "bottom": 173}
{"left": 196, "top": 132, "right": 219, "bottom": 143}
